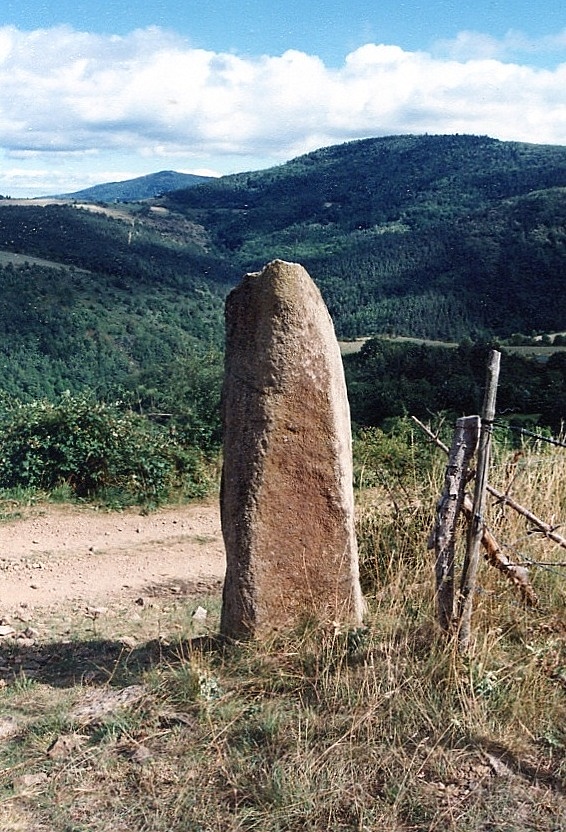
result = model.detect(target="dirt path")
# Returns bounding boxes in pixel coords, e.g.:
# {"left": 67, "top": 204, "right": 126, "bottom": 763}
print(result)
{"left": 0, "top": 501, "right": 225, "bottom": 641}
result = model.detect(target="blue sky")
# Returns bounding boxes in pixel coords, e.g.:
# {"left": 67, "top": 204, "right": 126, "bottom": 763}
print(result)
{"left": 6, "top": 1, "right": 565, "bottom": 67}
{"left": 1, "top": 0, "right": 565, "bottom": 196}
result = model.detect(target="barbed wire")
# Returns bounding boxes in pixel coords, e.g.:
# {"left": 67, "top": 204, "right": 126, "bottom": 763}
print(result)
{"left": 490, "top": 533, "right": 566, "bottom": 578}
{"left": 491, "top": 420, "right": 566, "bottom": 449}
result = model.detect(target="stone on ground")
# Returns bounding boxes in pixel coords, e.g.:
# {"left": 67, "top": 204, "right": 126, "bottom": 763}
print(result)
{"left": 220, "top": 259, "right": 365, "bottom": 638}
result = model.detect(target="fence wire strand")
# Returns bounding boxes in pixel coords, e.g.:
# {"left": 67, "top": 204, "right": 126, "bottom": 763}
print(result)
{"left": 492, "top": 420, "right": 566, "bottom": 448}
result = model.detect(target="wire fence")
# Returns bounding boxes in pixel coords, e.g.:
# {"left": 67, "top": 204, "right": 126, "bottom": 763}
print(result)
{"left": 413, "top": 399, "right": 565, "bottom": 630}
{"left": 486, "top": 418, "right": 565, "bottom": 579}
{"left": 491, "top": 419, "right": 566, "bottom": 449}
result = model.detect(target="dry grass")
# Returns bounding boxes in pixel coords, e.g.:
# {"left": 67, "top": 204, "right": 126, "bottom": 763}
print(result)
{"left": 0, "top": 433, "right": 564, "bottom": 831}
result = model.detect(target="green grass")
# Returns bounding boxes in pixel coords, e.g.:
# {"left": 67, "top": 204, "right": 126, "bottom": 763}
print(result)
{"left": 340, "top": 334, "right": 566, "bottom": 358}
{"left": 0, "top": 249, "right": 90, "bottom": 272}
{"left": 504, "top": 344, "right": 566, "bottom": 358}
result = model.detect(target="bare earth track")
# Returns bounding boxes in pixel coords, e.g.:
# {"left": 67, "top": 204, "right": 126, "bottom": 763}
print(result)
{"left": 0, "top": 501, "right": 225, "bottom": 641}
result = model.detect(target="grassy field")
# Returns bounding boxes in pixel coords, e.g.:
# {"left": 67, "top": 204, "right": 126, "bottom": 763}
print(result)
{"left": 0, "top": 250, "right": 90, "bottom": 272}
{"left": 0, "top": 428, "right": 565, "bottom": 831}
{"left": 339, "top": 335, "right": 566, "bottom": 357}
{"left": 504, "top": 344, "right": 566, "bottom": 358}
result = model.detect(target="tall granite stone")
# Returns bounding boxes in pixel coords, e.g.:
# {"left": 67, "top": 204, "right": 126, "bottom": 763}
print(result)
{"left": 220, "top": 259, "right": 365, "bottom": 638}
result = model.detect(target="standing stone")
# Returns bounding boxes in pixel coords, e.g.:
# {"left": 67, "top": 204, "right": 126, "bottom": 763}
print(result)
{"left": 220, "top": 260, "right": 365, "bottom": 639}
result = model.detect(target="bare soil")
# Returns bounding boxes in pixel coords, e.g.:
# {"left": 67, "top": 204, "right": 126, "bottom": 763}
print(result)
{"left": 0, "top": 500, "right": 225, "bottom": 642}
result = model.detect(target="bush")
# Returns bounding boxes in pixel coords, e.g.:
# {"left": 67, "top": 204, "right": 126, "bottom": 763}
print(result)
{"left": 352, "top": 417, "right": 443, "bottom": 491}
{"left": 0, "top": 393, "right": 214, "bottom": 505}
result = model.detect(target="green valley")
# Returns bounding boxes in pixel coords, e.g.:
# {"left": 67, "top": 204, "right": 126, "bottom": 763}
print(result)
{"left": 0, "top": 133, "right": 564, "bottom": 491}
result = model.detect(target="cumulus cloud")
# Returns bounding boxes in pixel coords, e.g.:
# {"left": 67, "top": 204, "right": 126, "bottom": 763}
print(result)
{"left": 1, "top": 24, "right": 566, "bottom": 195}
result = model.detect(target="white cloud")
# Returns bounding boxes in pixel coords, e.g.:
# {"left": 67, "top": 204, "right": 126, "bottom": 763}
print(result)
{"left": 1, "top": 25, "right": 566, "bottom": 196}
{"left": 434, "top": 27, "right": 566, "bottom": 63}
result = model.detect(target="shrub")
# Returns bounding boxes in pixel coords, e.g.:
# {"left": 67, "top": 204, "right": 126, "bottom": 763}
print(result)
{"left": 0, "top": 393, "right": 213, "bottom": 504}
{"left": 352, "top": 417, "right": 443, "bottom": 491}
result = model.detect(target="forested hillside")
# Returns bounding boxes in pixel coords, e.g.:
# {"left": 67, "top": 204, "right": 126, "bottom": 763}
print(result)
{"left": 0, "top": 202, "right": 232, "bottom": 400}
{"left": 167, "top": 133, "right": 566, "bottom": 340}
{"left": 0, "top": 137, "right": 565, "bottom": 506}
{"left": 0, "top": 133, "right": 565, "bottom": 408}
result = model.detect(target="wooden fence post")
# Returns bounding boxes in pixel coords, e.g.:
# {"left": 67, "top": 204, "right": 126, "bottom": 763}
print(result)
{"left": 433, "top": 415, "right": 480, "bottom": 631}
{"left": 458, "top": 349, "right": 501, "bottom": 651}
{"left": 412, "top": 413, "right": 566, "bottom": 552}
{"left": 412, "top": 415, "right": 539, "bottom": 607}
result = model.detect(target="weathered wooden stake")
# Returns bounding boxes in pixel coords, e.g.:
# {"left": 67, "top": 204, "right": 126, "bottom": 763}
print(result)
{"left": 433, "top": 415, "right": 480, "bottom": 631}
{"left": 458, "top": 349, "right": 501, "bottom": 651}
{"left": 412, "top": 414, "right": 566, "bottom": 552}
{"left": 412, "top": 415, "right": 539, "bottom": 607}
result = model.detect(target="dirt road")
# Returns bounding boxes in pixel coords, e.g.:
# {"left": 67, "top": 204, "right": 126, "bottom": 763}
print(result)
{"left": 0, "top": 501, "right": 225, "bottom": 639}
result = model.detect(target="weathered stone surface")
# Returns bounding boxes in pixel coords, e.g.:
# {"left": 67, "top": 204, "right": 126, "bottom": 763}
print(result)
{"left": 220, "top": 260, "right": 365, "bottom": 638}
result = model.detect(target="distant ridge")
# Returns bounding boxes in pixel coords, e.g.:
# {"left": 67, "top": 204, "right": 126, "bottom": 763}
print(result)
{"left": 166, "top": 133, "right": 566, "bottom": 340}
{"left": 4, "top": 133, "right": 565, "bottom": 362}
{"left": 51, "top": 170, "right": 215, "bottom": 202}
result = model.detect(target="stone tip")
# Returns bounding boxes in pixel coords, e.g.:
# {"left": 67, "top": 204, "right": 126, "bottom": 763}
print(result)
{"left": 245, "top": 259, "right": 304, "bottom": 279}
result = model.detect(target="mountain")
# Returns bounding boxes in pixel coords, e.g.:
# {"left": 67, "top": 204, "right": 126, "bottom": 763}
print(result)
{"left": 0, "top": 133, "right": 565, "bottom": 404}
{"left": 165, "top": 133, "right": 566, "bottom": 340}
{"left": 52, "top": 170, "right": 215, "bottom": 202}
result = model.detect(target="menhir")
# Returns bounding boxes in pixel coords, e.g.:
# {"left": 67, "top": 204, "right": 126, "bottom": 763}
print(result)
{"left": 220, "top": 259, "right": 365, "bottom": 639}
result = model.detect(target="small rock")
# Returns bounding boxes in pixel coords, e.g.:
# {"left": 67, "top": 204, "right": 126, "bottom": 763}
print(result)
{"left": 0, "top": 625, "right": 16, "bottom": 637}
{"left": 16, "top": 637, "right": 36, "bottom": 648}
{"left": 119, "top": 636, "right": 137, "bottom": 649}
{"left": 85, "top": 606, "right": 108, "bottom": 619}
{"left": 192, "top": 606, "right": 208, "bottom": 623}
{"left": 21, "top": 659, "right": 42, "bottom": 670}
{"left": 23, "top": 626, "right": 40, "bottom": 639}
{"left": 484, "top": 753, "right": 514, "bottom": 777}
{"left": 47, "top": 734, "right": 84, "bottom": 760}
{"left": 158, "top": 711, "right": 197, "bottom": 728}
{"left": 134, "top": 597, "right": 145, "bottom": 607}
{"left": 82, "top": 670, "right": 98, "bottom": 685}
{"left": 129, "top": 744, "right": 153, "bottom": 764}
{"left": 0, "top": 715, "right": 19, "bottom": 740}
{"left": 13, "top": 772, "right": 48, "bottom": 791}
{"left": 70, "top": 685, "right": 146, "bottom": 725}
